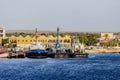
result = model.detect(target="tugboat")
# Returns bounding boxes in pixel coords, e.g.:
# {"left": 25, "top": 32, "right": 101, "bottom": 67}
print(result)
{"left": 47, "top": 28, "right": 88, "bottom": 58}
{"left": 26, "top": 28, "right": 47, "bottom": 58}
{"left": 71, "top": 32, "right": 88, "bottom": 58}
{"left": 47, "top": 27, "right": 68, "bottom": 58}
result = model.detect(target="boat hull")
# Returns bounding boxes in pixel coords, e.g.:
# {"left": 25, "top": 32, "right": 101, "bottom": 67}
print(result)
{"left": 70, "top": 53, "right": 88, "bottom": 58}
{"left": 26, "top": 52, "right": 47, "bottom": 58}
{"left": 47, "top": 53, "right": 88, "bottom": 58}
{"left": 0, "top": 52, "right": 9, "bottom": 58}
{"left": 26, "top": 49, "right": 48, "bottom": 58}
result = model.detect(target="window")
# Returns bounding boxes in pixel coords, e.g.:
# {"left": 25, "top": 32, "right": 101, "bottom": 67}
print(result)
{"left": 14, "top": 40, "right": 16, "bottom": 43}
{"left": 0, "top": 30, "right": 3, "bottom": 33}
{"left": 0, "top": 34, "right": 3, "bottom": 37}
{"left": 64, "top": 40, "right": 67, "bottom": 43}
{"left": 68, "top": 40, "right": 70, "bottom": 43}
{"left": 53, "top": 40, "right": 55, "bottom": 42}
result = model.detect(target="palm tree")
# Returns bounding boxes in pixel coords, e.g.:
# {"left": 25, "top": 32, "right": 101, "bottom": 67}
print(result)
{"left": 104, "top": 34, "right": 109, "bottom": 39}
{"left": 113, "top": 39, "right": 119, "bottom": 47}
{"left": 2, "top": 38, "right": 9, "bottom": 46}
{"left": 79, "top": 36, "right": 88, "bottom": 46}
{"left": 86, "top": 33, "right": 100, "bottom": 46}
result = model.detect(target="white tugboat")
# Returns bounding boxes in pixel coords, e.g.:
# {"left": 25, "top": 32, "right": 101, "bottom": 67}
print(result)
{"left": 72, "top": 32, "right": 85, "bottom": 54}
{"left": 71, "top": 32, "right": 88, "bottom": 58}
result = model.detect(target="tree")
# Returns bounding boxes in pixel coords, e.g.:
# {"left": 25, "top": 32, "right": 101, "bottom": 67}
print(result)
{"left": 86, "top": 33, "right": 100, "bottom": 46}
{"left": 104, "top": 34, "right": 109, "bottom": 39}
{"left": 79, "top": 36, "right": 88, "bottom": 45}
{"left": 41, "top": 33, "right": 46, "bottom": 36}
{"left": 2, "top": 38, "right": 9, "bottom": 46}
{"left": 49, "top": 32, "right": 56, "bottom": 37}
{"left": 60, "top": 33, "right": 65, "bottom": 37}
{"left": 111, "top": 39, "right": 120, "bottom": 47}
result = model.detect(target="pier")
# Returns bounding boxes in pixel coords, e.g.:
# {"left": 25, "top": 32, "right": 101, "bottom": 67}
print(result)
{"left": 8, "top": 52, "right": 26, "bottom": 58}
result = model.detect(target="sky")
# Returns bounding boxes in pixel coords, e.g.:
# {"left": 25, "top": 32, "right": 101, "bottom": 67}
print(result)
{"left": 0, "top": 0, "right": 120, "bottom": 32}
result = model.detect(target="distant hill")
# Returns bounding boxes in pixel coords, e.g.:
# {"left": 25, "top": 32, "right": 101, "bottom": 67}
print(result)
{"left": 6, "top": 29, "right": 102, "bottom": 34}
{"left": 6, "top": 30, "right": 56, "bottom": 34}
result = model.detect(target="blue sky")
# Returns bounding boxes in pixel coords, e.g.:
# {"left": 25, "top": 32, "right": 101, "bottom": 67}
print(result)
{"left": 0, "top": 0, "right": 120, "bottom": 32}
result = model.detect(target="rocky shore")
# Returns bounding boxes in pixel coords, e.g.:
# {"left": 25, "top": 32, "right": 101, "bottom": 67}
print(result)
{"left": 85, "top": 47, "right": 120, "bottom": 54}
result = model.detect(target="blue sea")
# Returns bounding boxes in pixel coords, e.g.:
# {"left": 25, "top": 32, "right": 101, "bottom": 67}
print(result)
{"left": 0, "top": 53, "right": 120, "bottom": 80}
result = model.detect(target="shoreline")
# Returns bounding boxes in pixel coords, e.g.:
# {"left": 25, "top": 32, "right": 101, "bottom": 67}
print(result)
{"left": 85, "top": 47, "right": 120, "bottom": 54}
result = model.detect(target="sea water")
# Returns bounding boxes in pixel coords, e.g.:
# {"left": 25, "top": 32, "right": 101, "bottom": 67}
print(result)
{"left": 0, "top": 53, "right": 120, "bottom": 80}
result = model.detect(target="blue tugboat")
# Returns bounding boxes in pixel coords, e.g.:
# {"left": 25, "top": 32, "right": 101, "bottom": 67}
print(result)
{"left": 26, "top": 28, "right": 47, "bottom": 58}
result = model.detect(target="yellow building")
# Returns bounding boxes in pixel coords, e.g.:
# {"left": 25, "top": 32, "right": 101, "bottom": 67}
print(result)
{"left": 101, "top": 32, "right": 113, "bottom": 38}
{"left": 8, "top": 35, "right": 71, "bottom": 49}
{"left": 0, "top": 38, "right": 2, "bottom": 45}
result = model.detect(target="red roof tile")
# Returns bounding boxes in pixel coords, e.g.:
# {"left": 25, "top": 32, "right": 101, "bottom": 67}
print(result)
{"left": 116, "top": 35, "right": 120, "bottom": 39}
{"left": 101, "top": 39, "right": 110, "bottom": 43}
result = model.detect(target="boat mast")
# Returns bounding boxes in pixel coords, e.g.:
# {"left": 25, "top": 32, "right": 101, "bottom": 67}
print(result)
{"left": 57, "top": 27, "right": 59, "bottom": 43}
{"left": 56, "top": 27, "right": 59, "bottom": 50}
{"left": 35, "top": 28, "right": 39, "bottom": 42}
{"left": 75, "top": 32, "right": 79, "bottom": 43}
{"left": 73, "top": 32, "right": 80, "bottom": 51}
{"left": 76, "top": 32, "right": 78, "bottom": 41}
{"left": 54, "top": 27, "right": 62, "bottom": 50}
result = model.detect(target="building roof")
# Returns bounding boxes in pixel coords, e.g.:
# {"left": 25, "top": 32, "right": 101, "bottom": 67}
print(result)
{"left": 116, "top": 35, "right": 120, "bottom": 39}
{"left": 0, "top": 27, "right": 5, "bottom": 29}
{"left": 101, "top": 39, "right": 110, "bottom": 43}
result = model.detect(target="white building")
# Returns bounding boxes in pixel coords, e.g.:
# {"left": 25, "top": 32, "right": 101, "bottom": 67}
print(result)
{"left": 0, "top": 27, "right": 6, "bottom": 38}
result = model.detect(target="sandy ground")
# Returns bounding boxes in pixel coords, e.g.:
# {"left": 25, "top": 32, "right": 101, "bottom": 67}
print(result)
{"left": 85, "top": 47, "right": 120, "bottom": 54}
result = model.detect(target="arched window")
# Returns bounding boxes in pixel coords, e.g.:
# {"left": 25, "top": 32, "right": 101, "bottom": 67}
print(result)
{"left": 68, "top": 40, "right": 70, "bottom": 43}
